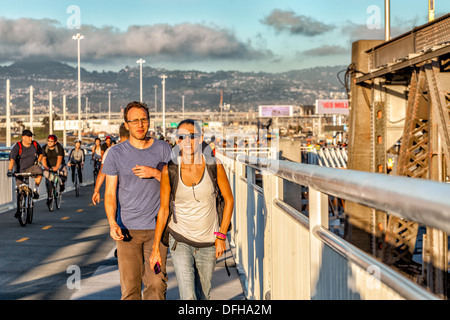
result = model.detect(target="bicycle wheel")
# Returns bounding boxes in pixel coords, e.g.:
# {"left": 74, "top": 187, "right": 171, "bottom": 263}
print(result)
{"left": 93, "top": 169, "right": 98, "bottom": 187}
{"left": 75, "top": 170, "right": 80, "bottom": 197}
{"left": 55, "top": 180, "right": 62, "bottom": 210}
{"left": 17, "top": 191, "right": 28, "bottom": 227}
{"left": 48, "top": 193, "right": 54, "bottom": 212}
{"left": 27, "top": 199, "right": 34, "bottom": 224}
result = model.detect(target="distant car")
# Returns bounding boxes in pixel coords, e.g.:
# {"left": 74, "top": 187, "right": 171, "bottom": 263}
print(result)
{"left": 0, "top": 152, "right": 10, "bottom": 160}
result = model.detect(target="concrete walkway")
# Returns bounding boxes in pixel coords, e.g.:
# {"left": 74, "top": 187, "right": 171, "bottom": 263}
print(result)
{"left": 70, "top": 241, "right": 245, "bottom": 300}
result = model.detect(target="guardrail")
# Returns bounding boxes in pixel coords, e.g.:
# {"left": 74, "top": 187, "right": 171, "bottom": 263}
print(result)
{"left": 217, "top": 152, "right": 444, "bottom": 300}
{"left": 300, "top": 147, "right": 348, "bottom": 168}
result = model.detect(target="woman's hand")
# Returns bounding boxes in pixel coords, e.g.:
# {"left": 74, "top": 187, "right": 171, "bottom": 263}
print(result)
{"left": 215, "top": 238, "right": 226, "bottom": 258}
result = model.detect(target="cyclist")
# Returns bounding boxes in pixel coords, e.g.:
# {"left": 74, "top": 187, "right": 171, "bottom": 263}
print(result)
{"left": 7, "top": 130, "right": 44, "bottom": 216}
{"left": 92, "top": 137, "right": 102, "bottom": 175}
{"left": 42, "top": 134, "right": 68, "bottom": 204}
{"left": 101, "top": 135, "right": 112, "bottom": 158}
{"left": 68, "top": 139, "right": 85, "bottom": 185}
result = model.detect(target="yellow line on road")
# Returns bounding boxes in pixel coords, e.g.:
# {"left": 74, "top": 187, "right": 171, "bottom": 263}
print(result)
{"left": 61, "top": 216, "right": 70, "bottom": 220}
{"left": 16, "top": 237, "right": 29, "bottom": 242}
{"left": 76, "top": 209, "right": 83, "bottom": 213}
{"left": 41, "top": 225, "right": 52, "bottom": 230}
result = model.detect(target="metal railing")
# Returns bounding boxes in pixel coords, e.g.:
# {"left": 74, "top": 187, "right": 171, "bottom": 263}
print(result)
{"left": 217, "top": 152, "right": 446, "bottom": 300}
{"left": 301, "top": 147, "right": 348, "bottom": 168}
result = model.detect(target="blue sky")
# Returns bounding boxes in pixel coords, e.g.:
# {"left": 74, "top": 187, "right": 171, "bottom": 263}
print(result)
{"left": 0, "top": 0, "right": 449, "bottom": 72}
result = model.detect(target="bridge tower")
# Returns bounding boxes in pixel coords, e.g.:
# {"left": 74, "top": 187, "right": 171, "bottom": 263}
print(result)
{"left": 346, "top": 14, "right": 450, "bottom": 298}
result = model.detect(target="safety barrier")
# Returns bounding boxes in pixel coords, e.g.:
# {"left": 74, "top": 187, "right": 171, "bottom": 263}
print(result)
{"left": 217, "top": 152, "right": 446, "bottom": 300}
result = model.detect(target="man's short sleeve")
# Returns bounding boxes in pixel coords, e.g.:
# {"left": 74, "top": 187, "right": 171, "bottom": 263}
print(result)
{"left": 36, "top": 143, "right": 43, "bottom": 156}
{"left": 101, "top": 147, "right": 117, "bottom": 176}
{"left": 56, "top": 143, "right": 65, "bottom": 157}
{"left": 9, "top": 143, "right": 19, "bottom": 162}
{"left": 42, "top": 144, "right": 48, "bottom": 158}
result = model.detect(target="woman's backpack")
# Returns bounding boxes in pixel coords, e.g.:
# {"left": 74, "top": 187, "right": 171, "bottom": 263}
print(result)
{"left": 161, "top": 157, "right": 231, "bottom": 247}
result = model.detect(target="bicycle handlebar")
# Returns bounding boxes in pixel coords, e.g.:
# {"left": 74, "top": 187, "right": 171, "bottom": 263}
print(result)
{"left": 11, "top": 172, "right": 39, "bottom": 178}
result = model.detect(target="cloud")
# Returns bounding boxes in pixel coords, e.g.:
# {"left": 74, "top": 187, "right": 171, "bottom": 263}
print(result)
{"left": 299, "top": 45, "right": 349, "bottom": 57}
{"left": 261, "top": 9, "right": 333, "bottom": 36}
{"left": 0, "top": 18, "right": 272, "bottom": 64}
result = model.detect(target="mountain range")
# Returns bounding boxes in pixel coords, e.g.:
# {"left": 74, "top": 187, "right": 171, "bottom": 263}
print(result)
{"left": 0, "top": 58, "right": 347, "bottom": 115}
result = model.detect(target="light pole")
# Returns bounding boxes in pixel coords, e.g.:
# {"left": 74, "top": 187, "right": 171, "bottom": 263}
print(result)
{"left": 63, "top": 95, "right": 67, "bottom": 147}
{"left": 72, "top": 33, "right": 84, "bottom": 140}
{"left": 385, "top": 0, "right": 390, "bottom": 41}
{"left": 108, "top": 91, "right": 111, "bottom": 121}
{"left": 182, "top": 94, "right": 185, "bottom": 118}
{"left": 160, "top": 74, "right": 167, "bottom": 137}
{"left": 29, "top": 86, "right": 33, "bottom": 133}
{"left": 6, "top": 79, "right": 11, "bottom": 147}
{"left": 154, "top": 85, "right": 158, "bottom": 114}
{"left": 137, "top": 59, "right": 145, "bottom": 102}
{"left": 49, "top": 91, "right": 53, "bottom": 135}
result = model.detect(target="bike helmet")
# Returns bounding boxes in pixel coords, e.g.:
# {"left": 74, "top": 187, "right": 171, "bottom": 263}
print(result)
{"left": 75, "top": 139, "right": 82, "bottom": 144}
{"left": 48, "top": 134, "right": 57, "bottom": 141}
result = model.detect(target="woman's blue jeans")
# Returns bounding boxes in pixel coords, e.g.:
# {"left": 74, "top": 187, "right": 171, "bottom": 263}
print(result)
{"left": 169, "top": 235, "right": 217, "bottom": 300}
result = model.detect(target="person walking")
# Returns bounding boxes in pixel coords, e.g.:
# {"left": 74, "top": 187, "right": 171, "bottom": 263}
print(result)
{"left": 149, "top": 119, "right": 234, "bottom": 300}
{"left": 92, "top": 123, "right": 129, "bottom": 205}
{"left": 102, "top": 101, "right": 172, "bottom": 300}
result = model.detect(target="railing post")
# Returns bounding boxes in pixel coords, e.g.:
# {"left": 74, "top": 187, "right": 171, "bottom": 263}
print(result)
{"left": 262, "top": 169, "right": 278, "bottom": 300}
{"left": 308, "top": 187, "right": 329, "bottom": 299}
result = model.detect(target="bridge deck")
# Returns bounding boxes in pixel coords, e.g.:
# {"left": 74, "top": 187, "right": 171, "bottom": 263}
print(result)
{"left": 0, "top": 184, "right": 245, "bottom": 300}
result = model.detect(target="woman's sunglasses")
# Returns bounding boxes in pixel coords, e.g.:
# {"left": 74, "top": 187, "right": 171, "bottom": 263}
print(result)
{"left": 177, "top": 133, "right": 201, "bottom": 140}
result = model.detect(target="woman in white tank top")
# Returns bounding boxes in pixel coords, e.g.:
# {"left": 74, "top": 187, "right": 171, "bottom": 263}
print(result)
{"left": 150, "top": 119, "right": 234, "bottom": 300}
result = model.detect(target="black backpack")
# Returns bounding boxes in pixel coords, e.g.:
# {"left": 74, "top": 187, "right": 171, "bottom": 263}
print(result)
{"left": 161, "top": 157, "right": 231, "bottom": 247}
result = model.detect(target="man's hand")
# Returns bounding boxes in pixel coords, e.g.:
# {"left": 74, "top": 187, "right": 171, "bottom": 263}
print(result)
{"left": 92, "top": 191, "right": 100, "bottom": 205}
{"left": 7, "top": 170, "right": 13, "bottom": 178}
{"left": 109, "top": 222, "right": 124, "bottom": 241}
{"left": 132, "top": 165, "right": 156, "bottom": 179}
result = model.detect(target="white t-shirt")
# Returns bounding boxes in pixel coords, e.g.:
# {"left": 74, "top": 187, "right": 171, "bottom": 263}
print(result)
{"left": 169, "top": 156, "right": 219, "bottom": 244}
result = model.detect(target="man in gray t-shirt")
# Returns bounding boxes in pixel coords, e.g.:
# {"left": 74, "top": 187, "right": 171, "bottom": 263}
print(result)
{"left": 102, "top": 101, "right": 172, "bottom": 300}
{"left": 102, "top": 139, "right": 171, "bottom": 230}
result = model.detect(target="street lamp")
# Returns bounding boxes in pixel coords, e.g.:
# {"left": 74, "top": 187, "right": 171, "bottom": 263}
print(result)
{"left": 137, "top": 59, "right": 145, "bottom": 102}
{"left": 108, "top": 91, "right": 111, "bottom": 121}
{"left": 29, "top": 86, "right": 33, "bottom": 133}
{"left": 72, "top": 33, "right": 84, "bottom": 140}
{"left": 6, "top": 79, "right": 11, "bottom": 147}
{"left": 182, "top": 94, "right": 185, "bottom": 118}
{"left": 154, "top": 85, "right": 158, "bottom": 114}
{"left": 160, "top": 74, "right": 167, "bottom": 137}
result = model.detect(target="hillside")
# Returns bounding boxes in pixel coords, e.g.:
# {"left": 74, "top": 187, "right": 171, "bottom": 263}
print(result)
{"left": 0, "top": 59, "right": 347, "bottom": 114}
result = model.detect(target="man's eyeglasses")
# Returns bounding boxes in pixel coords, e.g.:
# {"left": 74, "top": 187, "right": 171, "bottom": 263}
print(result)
{"left": 127, "top": 118, "right": 149, "bottom": 125}
{"left": 177, "top": 133, "right": 201, "bottom": 140}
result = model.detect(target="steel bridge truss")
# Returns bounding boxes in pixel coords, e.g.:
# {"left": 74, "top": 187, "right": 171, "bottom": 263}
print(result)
{"left": 349, "top": 14, "right": 450, "bottom": 298}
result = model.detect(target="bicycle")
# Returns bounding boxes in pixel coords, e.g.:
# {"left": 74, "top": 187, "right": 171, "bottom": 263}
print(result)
{"left": 45, "top": 170, "right": 62, "bottom": 212}
{"left": 72, "top": 163, "right": 82, "bottom": 197}
{"left": 92, "top": 158, "right": 101, "bottom": 186}
{"left": 10, "top": 172, "right": 37, "bottom": 227}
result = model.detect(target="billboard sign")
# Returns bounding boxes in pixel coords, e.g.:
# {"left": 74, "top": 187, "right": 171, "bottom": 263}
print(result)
{"left": 54, "top": 120, "right": 83, "bottom": 131}
{"left": 316, "top": 100, "right": 349, "bottom": 115}
{"left": 259, "top": 105, "right": 293, "bottom": 117}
